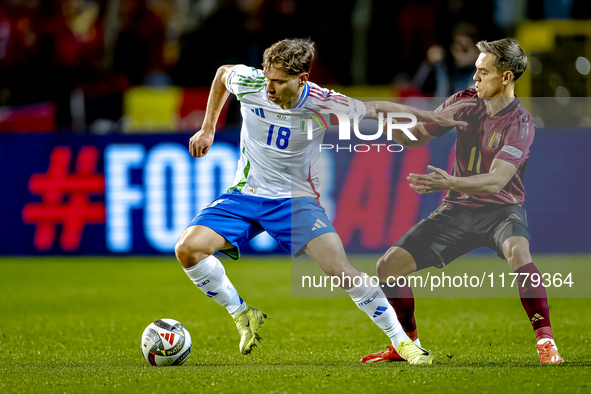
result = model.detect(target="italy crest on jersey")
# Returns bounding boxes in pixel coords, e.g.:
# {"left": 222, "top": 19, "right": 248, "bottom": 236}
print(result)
{"left": 300, "top": 115, "right": 312, "bottom": 132}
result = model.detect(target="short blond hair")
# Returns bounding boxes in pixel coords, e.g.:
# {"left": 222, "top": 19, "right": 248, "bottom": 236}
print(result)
{"left": 262, "top": 39, "right": 315, "bottom": 75}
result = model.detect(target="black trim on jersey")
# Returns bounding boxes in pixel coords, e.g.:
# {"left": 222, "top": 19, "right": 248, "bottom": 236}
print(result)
{"left": 515, "top": 107, "right": 522, "bottom": 139}
{"left": 494, "top": 95, "right": 520, "bottom": 118}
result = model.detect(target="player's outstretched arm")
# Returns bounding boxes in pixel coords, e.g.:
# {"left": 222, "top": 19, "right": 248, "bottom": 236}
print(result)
{"left": 364, "top": 100, "right": 475, "bottom": 148}
{"left": 366, "top": 100, "right": 475, "bottom": 126}
{"left": 392, "top": 121, "right": 434, "bottom": 148}
{"left": 189, "top": 65, "right": 234, "bottom": 157}
{"left": 407, "top": 159, "right": 518, "bottom": 195}
{"left": 422, "top": 100, "right": 476, "bottom": 127}
{"left": 363, "top": 102, "right": 430, "bottom": 148}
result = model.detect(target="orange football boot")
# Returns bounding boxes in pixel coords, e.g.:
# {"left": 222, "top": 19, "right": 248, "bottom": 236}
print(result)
{"left": 360, "top": 346, "right": 405, "bottom": 363}
{"left": 536, "top": 340, "right": 564, "bottom": 364}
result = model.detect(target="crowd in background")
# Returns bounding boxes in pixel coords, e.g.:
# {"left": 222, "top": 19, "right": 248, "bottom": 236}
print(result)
{"left": 1, "top": 0, "right": 590, "bottom": 129}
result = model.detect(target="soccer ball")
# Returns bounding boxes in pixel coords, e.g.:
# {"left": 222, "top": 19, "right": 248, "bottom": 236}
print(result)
{"left": 141, "top": 318, "right": 192, "bottom": 366}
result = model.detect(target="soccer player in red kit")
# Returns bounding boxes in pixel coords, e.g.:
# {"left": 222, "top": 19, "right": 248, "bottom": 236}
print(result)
{"left": 361, "top": 38, "right": 563, "bottom": 364}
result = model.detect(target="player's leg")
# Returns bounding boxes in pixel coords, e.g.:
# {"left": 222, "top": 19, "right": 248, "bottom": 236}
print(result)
{"left": 489, "top": 205, "right": 562, "bottom": 363}
{"left": 303, "top": 232, "right": 361, "bottom": 286}
{"left": 303, "top": 233, "right": 432, "bottom": 365}
{"left": 176, "top": 224, "right": 247, "bottom": 318}
{"left": 364, "top": 206, "right": 474, "bottom": 363}
{"left": 175, "top": 196, "right": 268, "bottom": 355}
{"left": 175, "top": 224, "right": 231, "bottom": 269}
{"left": 377, "top": 246, "right": 419, "bottom": 343}
{"left": 356, "top": 246, "right": 419, "bottom": 363}
{"left": 501, "top": 235, "right": 563, "bottom": 363}
{"left": 263, "top": 197, "right": 431, "bottom": 364}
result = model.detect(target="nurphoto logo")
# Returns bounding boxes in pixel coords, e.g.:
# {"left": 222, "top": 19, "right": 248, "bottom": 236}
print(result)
{"left": 305, "top": 109, "right": 418, "bottom": 152}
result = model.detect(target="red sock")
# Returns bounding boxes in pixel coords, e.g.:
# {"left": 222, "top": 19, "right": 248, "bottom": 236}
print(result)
{"left": 381, "top": 282, "right": 417, "bottom": 341}
{"left": 515, "top": 262, "right": 554, "bottom": 341}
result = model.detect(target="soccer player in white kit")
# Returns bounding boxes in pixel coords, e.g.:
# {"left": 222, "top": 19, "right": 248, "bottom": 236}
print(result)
{"left": 175, "top": 39, "right": 471, "bottom": 364}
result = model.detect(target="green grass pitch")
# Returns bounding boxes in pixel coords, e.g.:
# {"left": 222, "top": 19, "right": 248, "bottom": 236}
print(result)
{"left": 1, "top": 256, "right": 590, "bottom": 393}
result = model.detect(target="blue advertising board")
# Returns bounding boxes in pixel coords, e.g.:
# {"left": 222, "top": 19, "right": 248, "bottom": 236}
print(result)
{"left": 1, "top": 128, "right": 589, "bottom": 255}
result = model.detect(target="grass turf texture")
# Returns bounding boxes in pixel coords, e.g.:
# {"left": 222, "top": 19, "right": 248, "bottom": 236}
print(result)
{"left": 0, "top": 256, "right": 590, "bottom": 394}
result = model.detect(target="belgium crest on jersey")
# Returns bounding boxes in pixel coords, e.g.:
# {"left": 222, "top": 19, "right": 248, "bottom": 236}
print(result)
{"left": 488, "top": 132, "right": 502, "bottom": 150}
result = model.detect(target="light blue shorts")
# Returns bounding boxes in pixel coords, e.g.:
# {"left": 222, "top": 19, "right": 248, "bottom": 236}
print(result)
{"left": 189, "top": 190, "right": 335, "bottom": 259}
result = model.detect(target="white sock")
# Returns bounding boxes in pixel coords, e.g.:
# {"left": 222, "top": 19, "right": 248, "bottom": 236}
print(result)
{"left": 183, "top": 255, "right": 247, "bottom": 318}
{"left": 345, "top": 273, "right": 410, "bottom": 348}
{"left": 414, "top": 338, "right": 422, "bottom": 347}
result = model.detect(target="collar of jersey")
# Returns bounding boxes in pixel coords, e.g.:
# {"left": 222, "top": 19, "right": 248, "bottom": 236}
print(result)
{"left": 293, "top": 83, "right": 310, "bottom": 108}
{"left": 490, "top": 95, "right": 519, "bottom": 118}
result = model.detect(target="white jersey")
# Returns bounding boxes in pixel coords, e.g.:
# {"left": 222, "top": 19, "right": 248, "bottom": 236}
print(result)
{"left": 225, "top": 64, "right": 366, "bottom": 200}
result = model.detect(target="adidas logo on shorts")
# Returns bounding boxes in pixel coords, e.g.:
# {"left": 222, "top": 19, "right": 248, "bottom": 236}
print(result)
{"left": 311, "top": 218, "right": 328, "bottom": 231}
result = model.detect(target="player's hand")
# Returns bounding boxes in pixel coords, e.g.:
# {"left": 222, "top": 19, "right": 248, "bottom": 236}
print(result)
{"left": 423, "top": 99, "right": 477, "bottom": 127}
{"left": 189, "top": 129, "right": 215, "bottom": 157}
{"left": 407, "top": 165, "right": 453, "bottom": 194}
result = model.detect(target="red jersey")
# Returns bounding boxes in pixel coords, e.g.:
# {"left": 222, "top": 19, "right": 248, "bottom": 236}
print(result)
{"left": 423, "top": 89, "right": 535, "bottom": 209}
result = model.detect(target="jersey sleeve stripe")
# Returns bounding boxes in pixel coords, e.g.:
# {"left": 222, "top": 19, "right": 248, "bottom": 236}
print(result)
{"left": 231, "top": 82, "right": 266, "bottom": 87}
{"left": 236, "top": 75, "right": 266, "bottom": 82}
{"left": 309, "top": 93, "right": 349, "bottom": 106}
{"left": 513, "top": 108, "right": 522, "bottom": 139}
{"left": 309, "top": 87, "right": 348, "bottom": 101}
{"left": 310, "top": 86, "right": 346, "bottom": 97}
{"left": 454, "top": 89, "right": 478, "bottom": 98}
{"left": 309, "top": 87, "right": 349, "bottom": 105}
{"left": 509, "top": 104, "right": 533, "bottom": 142}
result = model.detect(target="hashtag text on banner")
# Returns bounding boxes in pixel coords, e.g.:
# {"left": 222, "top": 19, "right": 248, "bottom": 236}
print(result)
{"left": 22, "top": 146, "right": 105, "bottom": 251}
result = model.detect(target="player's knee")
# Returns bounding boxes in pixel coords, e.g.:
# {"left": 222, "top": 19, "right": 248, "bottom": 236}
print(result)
{"left": 377, "top": 246, "right": 416, "bottom": 280}
{"left": 174, "top": 237, "right": 214, "bottom": 269}
{"left": 504, "top": 241, "right": 531, "bottom": 271}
